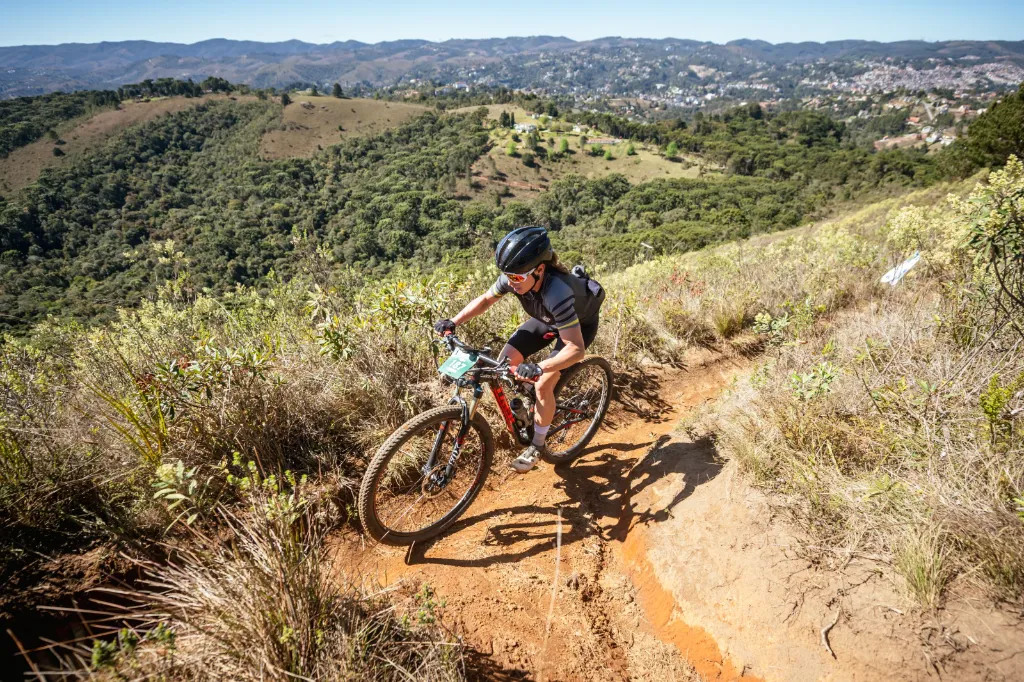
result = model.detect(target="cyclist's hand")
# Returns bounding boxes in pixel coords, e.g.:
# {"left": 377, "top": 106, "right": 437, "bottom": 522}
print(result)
{"left": 516, "top": 362, "right": 543, "bottom": 380}
{"left": 434, "top": 319, "right": 456, "bottom": 337}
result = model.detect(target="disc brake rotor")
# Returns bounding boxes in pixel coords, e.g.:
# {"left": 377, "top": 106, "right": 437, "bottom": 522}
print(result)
{"left": 421, "top": 464, "right": 453, "bottom": 497}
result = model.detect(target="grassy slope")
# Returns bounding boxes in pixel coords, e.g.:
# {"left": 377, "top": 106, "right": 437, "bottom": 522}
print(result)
{"left": 4, "top": 168, "right": 1021, "bottom": 674}
{"left": 456, "top": 104, "right": 707, "bottom": 200}
{"left": 0, "top": 95, "right": 254, "bottom": 197}
{"left": 663, "top": 171, "right": 1024, "bottom": 608}
{"left": 259, "top": 96, "right": 429, "bottom": 159}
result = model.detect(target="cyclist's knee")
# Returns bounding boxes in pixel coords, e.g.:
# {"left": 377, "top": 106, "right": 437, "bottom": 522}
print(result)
{"left": 500, "top": 344, "right": 524, "bottom": 366}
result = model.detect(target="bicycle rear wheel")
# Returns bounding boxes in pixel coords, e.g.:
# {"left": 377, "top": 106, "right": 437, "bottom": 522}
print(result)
{"left": 542, "top": 356, "right": 613, "bottom": 464}
{"left": 358, "top": 405, "right": 493, "bottom": 546}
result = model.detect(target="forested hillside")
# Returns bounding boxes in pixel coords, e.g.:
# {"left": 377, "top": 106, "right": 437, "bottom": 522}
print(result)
{"left": 0, "top": 79, "right": 235, "bottom": 159}
{"left": 0, "top": 102, "right": 489, "bottom": 328}
{"left": 0, "top": 89, "right": 119, "bottom": 156}
{"left": 2, "top": 84, "right": 1019, "bottom": 331}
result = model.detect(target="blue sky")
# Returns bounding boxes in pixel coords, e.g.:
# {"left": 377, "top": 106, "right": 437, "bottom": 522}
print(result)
{"left": 2, "top": 0, "right": 1022, "bottom": 47}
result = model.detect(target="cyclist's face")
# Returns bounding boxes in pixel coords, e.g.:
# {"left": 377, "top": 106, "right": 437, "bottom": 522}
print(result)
{"left": 510, "top": 264, "right": 543, "bottom": 294}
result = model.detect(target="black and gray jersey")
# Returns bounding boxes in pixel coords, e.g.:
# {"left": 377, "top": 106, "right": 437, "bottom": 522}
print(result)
{"left": 488, "top": 270, "right": 604, "bottom": 331}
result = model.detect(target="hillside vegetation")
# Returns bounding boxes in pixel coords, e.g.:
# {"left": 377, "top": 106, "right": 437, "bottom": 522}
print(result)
{"left": 0, "top": 102, "right": 490, "bottom": 329}
{"left": 1, "top": 83, "right": 1023, "bottom": 677}
{"left": 0, "top": 89, "right": 120, "bottom": 157}
{"left": 686, "top": 162, "right": 1024, "bottom": 606}
{"left": 2, "top": 161, "right": 1021, "bottom": 675}
{"left": 0, "top": 94, "right": 252, "bottom": 196}
{"left": 0, "top": 89, "right": 970, "bottom": 332}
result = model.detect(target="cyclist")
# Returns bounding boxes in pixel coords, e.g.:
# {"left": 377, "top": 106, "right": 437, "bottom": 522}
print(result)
{"left": 434, "top": 226, "right": 604, "bottom": 473}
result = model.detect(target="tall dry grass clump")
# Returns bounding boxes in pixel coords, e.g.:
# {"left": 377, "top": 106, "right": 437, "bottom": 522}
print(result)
{"left": 690, "top": 161, "right": 1024, "bottom": 607}
{"left": 589, "top": 182, "right": 926, "bottom": 366}
{"left": 46, "top": 481, "right": 463, "bottom": 680}
{"left": 0, "top": 264, "right": 534, "bottom": 675}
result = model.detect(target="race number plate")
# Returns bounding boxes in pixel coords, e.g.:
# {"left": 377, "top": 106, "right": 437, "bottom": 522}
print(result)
{"left": 438, "top": 349, "right": 477, "bottom": 379}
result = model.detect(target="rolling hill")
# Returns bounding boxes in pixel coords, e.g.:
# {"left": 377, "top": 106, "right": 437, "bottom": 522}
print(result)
{"left": 3, "top": 36, "right": 1023, "bottom": 98}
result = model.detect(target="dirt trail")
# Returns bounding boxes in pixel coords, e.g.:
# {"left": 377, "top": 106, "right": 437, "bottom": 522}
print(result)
{"left": 332, "top": 350, "right": 750, "bottom": 681}
{"left": 330, "top": 347, "right": 1024, "bottom": 682}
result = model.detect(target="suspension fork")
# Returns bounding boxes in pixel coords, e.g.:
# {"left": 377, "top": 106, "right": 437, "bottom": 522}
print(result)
{"left": 424, "top": 381, "right": 484, "bottom": 480}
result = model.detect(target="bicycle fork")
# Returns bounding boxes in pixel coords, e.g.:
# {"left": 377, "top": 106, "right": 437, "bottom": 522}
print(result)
{"left": 423, "top": 382, "right": 484, "bottom": 487}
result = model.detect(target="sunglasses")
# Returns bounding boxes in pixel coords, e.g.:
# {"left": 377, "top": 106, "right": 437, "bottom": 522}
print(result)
{"left": 504, "top": 267, "right": 538, "bottom": 284}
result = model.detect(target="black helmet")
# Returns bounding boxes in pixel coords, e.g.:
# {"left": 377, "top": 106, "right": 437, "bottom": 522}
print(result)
{"left": 495, "top": 226, "right": 552, "bottom": 274}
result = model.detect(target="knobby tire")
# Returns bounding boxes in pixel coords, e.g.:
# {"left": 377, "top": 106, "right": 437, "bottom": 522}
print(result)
{"left": 542, "top": 356, "right": 614, "bottom": 464}
{"left": 358, "top": 405, "right": 494, "bottom": 546}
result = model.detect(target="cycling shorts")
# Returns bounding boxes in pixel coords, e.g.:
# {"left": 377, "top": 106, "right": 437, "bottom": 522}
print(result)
{"left": 507, "top": 315, "right": 599, "bottom": 360}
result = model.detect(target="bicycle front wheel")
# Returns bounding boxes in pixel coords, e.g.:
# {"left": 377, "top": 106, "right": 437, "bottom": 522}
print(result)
{"left": 358, "top": 405, "right": 494, "bottom": 546}
{"left": 542, "top": 356, "right": 614, "bottom": 464}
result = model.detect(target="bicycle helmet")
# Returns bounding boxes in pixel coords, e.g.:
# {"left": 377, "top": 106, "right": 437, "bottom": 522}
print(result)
{"left": 495, "top": 226, "right": 552, "bottom": 274}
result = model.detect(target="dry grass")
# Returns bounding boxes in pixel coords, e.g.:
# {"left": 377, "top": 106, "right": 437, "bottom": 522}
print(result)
{"left": 683, "top": 166, "right": 1024, "bottom": 607}
{"left": 259, "top": 96, "right": 428, "bottom": 160}
{"left": 0, "top": 95, "right": 252, "bottom": 197}
{"left": 43, "top": 489, "right": 463, "bottom": 680}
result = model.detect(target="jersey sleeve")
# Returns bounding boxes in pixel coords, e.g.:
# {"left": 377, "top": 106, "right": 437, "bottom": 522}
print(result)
{"left": 487, "top": 274, "right": 513, "bottom": 298}
{"left": 545, "top": 278, "right": 580, "bottom": 331}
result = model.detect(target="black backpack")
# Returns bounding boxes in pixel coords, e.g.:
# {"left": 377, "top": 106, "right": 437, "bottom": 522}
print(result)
{"left": 571, "top": 264, "right": 605, "bottom": 304}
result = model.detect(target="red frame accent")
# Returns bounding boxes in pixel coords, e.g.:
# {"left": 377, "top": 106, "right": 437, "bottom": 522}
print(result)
{"left": 489, "top": 384, "right": 518, "bottom": 434}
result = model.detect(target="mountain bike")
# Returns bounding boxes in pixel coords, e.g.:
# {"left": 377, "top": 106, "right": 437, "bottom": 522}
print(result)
{"left": 357, "top": 333, "right": 613, "bottom": 546}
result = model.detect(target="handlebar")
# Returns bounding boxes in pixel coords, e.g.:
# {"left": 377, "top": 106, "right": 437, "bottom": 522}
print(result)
{"left": 441, "top": 332, "right": 494, "bottom": 362}
{"left": 439, "top": 333, "right": 536, "bottom": 382}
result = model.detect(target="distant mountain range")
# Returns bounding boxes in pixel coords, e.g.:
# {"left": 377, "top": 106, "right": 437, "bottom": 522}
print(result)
{"left": 2, "top": 36, "right": 1023, "bottom": 98}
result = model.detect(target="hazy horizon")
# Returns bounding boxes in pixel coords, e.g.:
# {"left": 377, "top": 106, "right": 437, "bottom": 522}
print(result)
{"left": 4, "top": 0, "right": 1023, "bottom": 48}
{"left": 5, "top": 35, "right": 1024, "bottom": 50}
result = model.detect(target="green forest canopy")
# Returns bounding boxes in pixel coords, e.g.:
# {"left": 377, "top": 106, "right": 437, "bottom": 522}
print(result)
{"left": 2, "top": 83, "right": 1021, "bottom": 332}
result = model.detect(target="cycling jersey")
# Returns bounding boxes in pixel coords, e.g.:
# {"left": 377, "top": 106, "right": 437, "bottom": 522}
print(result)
{"left": 487, "top": 269, "right": 604, "bottom": 331}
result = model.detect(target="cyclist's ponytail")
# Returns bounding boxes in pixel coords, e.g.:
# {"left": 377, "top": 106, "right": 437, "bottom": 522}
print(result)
{"left": 546, "top": 252, "right": 570, "bottom": 275}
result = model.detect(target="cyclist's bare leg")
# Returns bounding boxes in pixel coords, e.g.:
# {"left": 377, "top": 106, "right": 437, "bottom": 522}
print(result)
{"left": 499, "top": 344, "right": 524, "bottom": 367}
{"left": 533, "top": 370, "right": 560, "bottom": 428}
{"left": 500, "top": 344, "right": 560, "bottom": 428}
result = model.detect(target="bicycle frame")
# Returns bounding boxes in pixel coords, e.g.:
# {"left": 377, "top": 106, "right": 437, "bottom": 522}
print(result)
{"left": 422, "top": 335, "right": 595, "bottom": 481}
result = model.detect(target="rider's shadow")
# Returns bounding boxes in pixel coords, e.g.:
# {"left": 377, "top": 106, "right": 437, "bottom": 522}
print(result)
{"left": 407, "top": 435, "right": 722, "bottom": 568}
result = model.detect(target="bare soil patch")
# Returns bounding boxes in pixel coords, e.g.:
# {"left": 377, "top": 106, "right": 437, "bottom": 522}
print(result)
{"left": 0, "top": 94, "right": 250, "bottom": 197}
{"left": 333, "top": 337, "right": 1024, "bottom": 681}
{"left": 258, "top": 96, "right": 428, "bottom": 160}
{"left": 331, "top": 347, "right": 748, "bottom": 681}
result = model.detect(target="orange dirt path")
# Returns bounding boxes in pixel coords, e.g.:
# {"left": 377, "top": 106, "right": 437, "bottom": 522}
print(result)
{"left": 330, "top": 352, "right": 754, "bottom": 681}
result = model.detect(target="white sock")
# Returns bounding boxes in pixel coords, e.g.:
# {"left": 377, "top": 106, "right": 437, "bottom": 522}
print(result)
{"left": 532, "top": 424, "right": 549, "bottom": 447}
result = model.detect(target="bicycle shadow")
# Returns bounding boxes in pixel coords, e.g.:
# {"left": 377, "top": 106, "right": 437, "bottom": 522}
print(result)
{"left": 407, "top": 434, "right": 722, "bottom": 568}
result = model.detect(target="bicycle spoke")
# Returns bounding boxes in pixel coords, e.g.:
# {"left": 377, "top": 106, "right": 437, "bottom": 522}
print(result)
{"left": 372, "top": 416, "right": 486, "bottom": 537}
{"left": 547, "top": 362, "right": 610, "bottom": 456}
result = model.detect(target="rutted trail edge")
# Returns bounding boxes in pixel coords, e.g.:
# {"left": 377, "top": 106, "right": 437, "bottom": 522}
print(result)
{"left": 329, "top": 344, "right": 1024, "bottom": 681}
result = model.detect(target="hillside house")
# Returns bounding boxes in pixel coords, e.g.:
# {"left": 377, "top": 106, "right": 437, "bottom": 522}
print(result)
{"left": 514, "top": 123, "right": 537, "bottom": 134}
